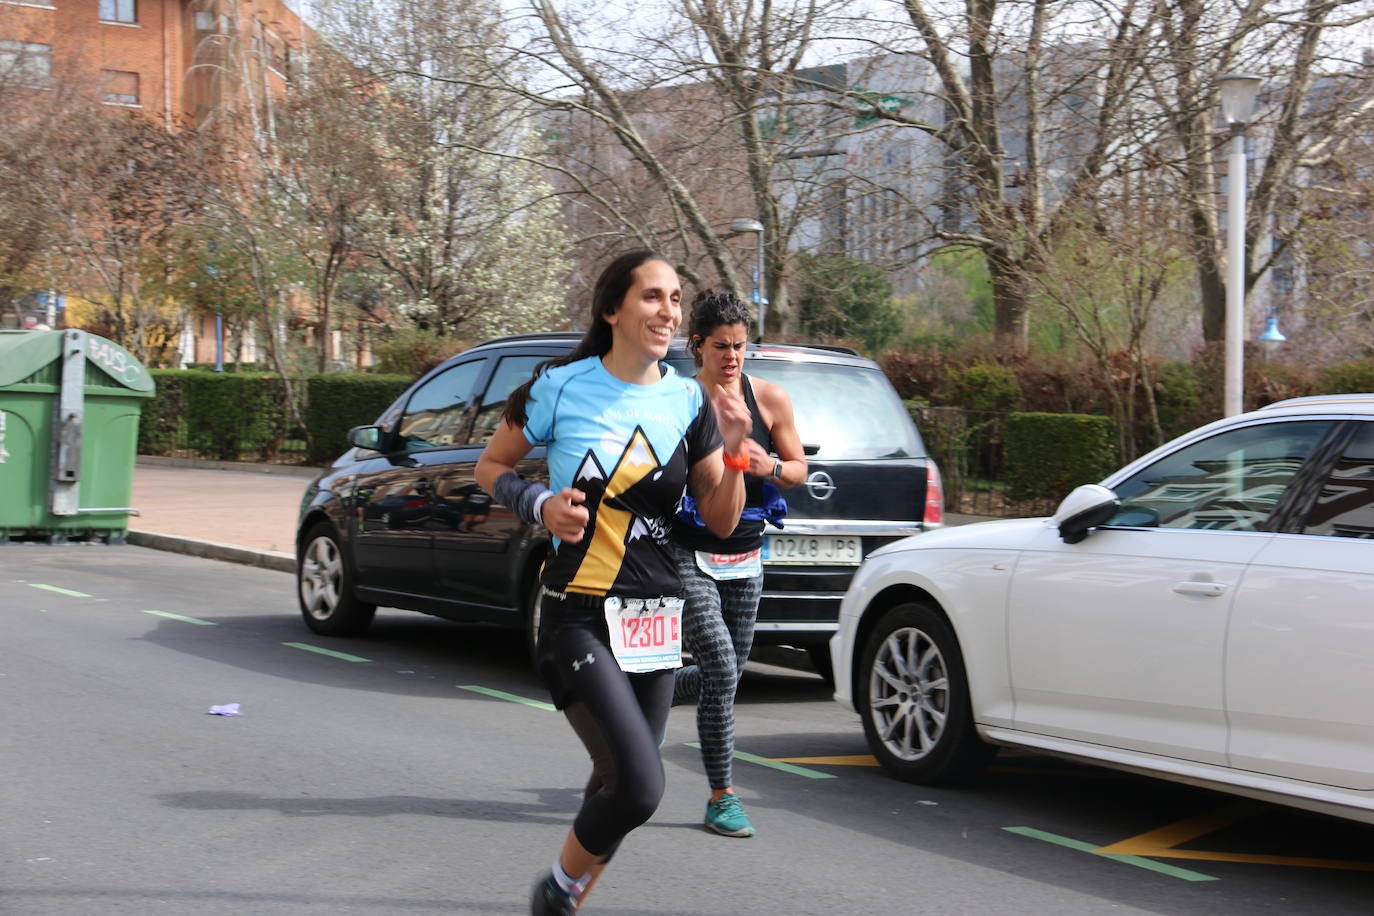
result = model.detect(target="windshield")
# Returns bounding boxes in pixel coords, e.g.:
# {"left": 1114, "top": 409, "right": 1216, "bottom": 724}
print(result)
{"left": 667, "top": 357, "right": 922, "bottom": 460}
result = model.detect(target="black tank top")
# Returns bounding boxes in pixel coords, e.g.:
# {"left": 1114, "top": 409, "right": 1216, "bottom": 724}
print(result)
{"left": 673, "top": 374, "right": 774, "bottom": 553}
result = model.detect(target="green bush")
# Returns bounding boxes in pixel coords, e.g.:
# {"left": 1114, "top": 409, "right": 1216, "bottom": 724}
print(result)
{"left": 372, "top": 328, "right": 467, "bottom": 378}
{"left": 1004, "top": 412, "right": 1117, "bottom": 504}
{"left": 182, "top": 373, "right": 289, "bottom": 461}
{"left": 1317, "top": 358, "right": 1374, "bottom": 395}
{"left": 936, "top": 362, "right": 1022, "bottom": 412}
{"left": 140, "top": 370, "right": 197, "bottom": 455}
{"left": 305, "top": 373, "right": 413, "bottom": 464}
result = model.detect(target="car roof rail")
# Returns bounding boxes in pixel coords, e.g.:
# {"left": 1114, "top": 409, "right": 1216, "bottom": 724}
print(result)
{"left": 1260, "top": 393, "right": 1374, "bottom": 410}
{"left": 789, "top": 343, "right": 862, "bottom": 356}
{"left": 473, "top": 331, "right": 582, "bottom": 348}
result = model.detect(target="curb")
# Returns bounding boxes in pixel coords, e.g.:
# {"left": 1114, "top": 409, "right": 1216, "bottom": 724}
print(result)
{"left": 127, "top": 530, "right": 295, "bottom": 574}
{"left": 136, "top": 456, "right": 323, "bottom": 478}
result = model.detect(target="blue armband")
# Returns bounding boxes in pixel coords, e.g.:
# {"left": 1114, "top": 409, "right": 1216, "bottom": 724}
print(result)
{"left": 492, "top": 471, "right": 552, "bottom": 526}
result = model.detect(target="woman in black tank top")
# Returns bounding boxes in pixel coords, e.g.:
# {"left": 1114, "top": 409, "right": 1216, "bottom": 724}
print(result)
{"left": 670, "top": 290, "right": 807, "bottom": 838}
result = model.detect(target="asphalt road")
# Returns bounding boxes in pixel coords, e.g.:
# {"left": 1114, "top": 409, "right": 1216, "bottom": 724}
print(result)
{"left": 5, "top": 545, "right": 1374, "bottom": 915}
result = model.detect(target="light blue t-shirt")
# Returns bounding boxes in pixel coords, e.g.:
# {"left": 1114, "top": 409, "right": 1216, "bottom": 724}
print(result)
{"left": 522, "top": 357, "right": 721, "bottom": 596}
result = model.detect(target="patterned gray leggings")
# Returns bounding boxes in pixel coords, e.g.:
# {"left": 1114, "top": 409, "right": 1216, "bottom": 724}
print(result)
{"left": 671, "top": 542, "right": 763, "bottom": 790}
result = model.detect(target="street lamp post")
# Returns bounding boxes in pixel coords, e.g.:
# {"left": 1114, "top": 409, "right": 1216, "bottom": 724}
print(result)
{"left": 729, "top": 218, "right": 766, "bottom": 340}
{"left": 1216, "top": 72, "right": 1263, "bottom": 416}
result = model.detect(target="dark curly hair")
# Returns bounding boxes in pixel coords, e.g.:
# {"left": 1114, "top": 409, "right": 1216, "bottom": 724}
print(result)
{"left": 686, "top": 289, "right": 751, "bottom": 366}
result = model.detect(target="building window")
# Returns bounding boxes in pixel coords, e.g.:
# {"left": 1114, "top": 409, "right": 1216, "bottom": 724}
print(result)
{"left": 101, "top": 69, "right": 139, "bottom": 105}
{"left": 0, "top": 39, "right": 52, "bottom": 88}
{"left": 99, "top": 0, "right": 136, "bottom": 23}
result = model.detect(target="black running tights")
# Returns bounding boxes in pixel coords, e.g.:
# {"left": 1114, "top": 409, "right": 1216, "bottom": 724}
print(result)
{"left": 554, "top": 617, "right": 674, "bottom": 858}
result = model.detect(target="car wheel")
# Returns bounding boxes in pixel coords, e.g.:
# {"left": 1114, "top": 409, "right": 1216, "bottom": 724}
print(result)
{"left": 298, "top": 522, "right": 376, "bottom": 636}
{"left": 859, "top": 602, "right": 993, "bottom": 784}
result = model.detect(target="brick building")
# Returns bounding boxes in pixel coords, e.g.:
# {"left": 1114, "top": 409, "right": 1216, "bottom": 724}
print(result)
{"left": 1, "top": 0, "right": 311, "bottom": 362}
{"left": 0, "top": 0, "right": 306, "bottom": 127}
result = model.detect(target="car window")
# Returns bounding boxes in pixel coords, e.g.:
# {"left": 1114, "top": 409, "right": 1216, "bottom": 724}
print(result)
{"left": 667, "top": 358, "right": 921, "bottom": 460}
{"left": 1301, "top": 422, "right": 1374, "bottom": 539}
{"left": 396, "top": 359, "right": 486, "bottom": 451}
{"left": 1108, "top": 420, "right": 1334, "bottom": 531}
{"left": 470, "top": 355, "right": 545, "bottom": 444}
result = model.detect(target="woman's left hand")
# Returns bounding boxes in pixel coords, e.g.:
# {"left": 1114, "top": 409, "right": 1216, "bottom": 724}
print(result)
{"left": 711, "top": 383, "right": 752, "bottom": 455}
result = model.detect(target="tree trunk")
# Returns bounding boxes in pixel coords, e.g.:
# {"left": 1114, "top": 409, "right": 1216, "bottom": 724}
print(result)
{"left": 988, "top": 249, "right": 1031, "bottom": 348}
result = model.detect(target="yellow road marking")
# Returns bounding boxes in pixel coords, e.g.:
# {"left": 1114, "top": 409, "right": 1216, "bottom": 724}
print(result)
{"left": 1095, "top": 803, "right": 1252, "bottom": 854}
{"left": 1095, "top": 802, "right": 1374, "bottom": 872}
{"left": 770, "top": 755, "right": 881, "bottom": 767}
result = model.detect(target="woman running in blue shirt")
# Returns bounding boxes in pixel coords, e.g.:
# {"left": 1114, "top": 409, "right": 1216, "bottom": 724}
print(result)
{"left": 477, "top": 251, "right": 751, "bottom": 914}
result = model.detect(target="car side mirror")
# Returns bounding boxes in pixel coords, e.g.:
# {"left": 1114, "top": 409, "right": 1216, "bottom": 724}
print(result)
{"left": 347, "top": 425, "right": 384, "bottom": 451}
{"left": 1053, "top": 484, "right": 1120, "bottom": 544}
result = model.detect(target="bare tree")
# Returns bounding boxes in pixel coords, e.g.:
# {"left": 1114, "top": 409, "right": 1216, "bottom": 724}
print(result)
{"left": 40, "top": 107, "right": 199, "bottom": 362}
{"left": 314, "top": 0, "right": 572, "bottom": 339}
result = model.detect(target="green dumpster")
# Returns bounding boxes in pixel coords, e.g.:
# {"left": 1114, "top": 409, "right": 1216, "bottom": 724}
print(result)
{"left": 0, "top": 329, "right": 155, "bottom": 543}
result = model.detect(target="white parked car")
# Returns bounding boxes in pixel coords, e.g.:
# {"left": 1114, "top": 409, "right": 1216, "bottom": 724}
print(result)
{"left": 831, "top": 394, "right": 1374, "bottom": 825}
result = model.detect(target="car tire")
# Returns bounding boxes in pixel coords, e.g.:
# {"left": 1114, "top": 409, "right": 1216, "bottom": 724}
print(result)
{"left": 298, "top": 521, "right": 376, "bottom": 637}
{"left": 858, "top": 602, "right": 993, "bottom": 784}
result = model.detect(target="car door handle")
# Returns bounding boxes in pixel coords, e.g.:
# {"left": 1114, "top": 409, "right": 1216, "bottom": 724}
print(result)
{"left": 1172, "top": 581, "right": 1227, "bottom": 598}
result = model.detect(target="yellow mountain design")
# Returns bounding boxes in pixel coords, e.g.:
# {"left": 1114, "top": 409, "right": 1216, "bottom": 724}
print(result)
{"left": 567, "top": 428, "right": 661, "bottom": 594}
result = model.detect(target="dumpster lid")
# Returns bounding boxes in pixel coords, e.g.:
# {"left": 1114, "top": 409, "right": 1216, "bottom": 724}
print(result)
{"left": 0, "top": 330, "right": 155, "bottom": 393}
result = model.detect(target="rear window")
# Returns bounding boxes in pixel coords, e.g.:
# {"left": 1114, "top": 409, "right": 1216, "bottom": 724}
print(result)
{"left": 668, "top": 357, "right": 923, "bottom": 460}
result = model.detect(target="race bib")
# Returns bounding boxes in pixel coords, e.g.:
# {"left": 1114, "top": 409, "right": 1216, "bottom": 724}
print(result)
{"left": 694, "top": 548, "right": 763, "bottom": 581}
{"left": 604, "top": 596, "right": 684, "bottom": 673}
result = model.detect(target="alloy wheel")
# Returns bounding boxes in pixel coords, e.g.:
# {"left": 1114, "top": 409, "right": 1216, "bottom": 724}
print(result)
{"left": 868, "top": 626, "right": 950, "bottom": 761}
{"left": 299, "top": 535, "right": 343, "bottom": 621}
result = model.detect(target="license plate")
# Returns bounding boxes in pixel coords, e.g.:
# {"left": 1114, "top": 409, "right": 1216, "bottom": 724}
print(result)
{"left": 762, "top": 534, "right": 862, "bottom": 565}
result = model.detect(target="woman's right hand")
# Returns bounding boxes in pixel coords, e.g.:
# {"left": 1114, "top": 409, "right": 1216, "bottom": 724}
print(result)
{"left": 541, "top": 487, "right": 589, "bottom": 543}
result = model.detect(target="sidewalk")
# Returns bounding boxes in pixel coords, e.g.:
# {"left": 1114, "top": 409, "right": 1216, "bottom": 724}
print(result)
{"left": 127, "top": 458, "right": 316, "bottom": 573}
{"left": 123, "top": 458, "right": 1000, "bottom": 573}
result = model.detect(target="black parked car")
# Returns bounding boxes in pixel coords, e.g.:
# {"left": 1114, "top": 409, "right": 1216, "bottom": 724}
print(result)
{"left": 295, "top": 333, "right": 943, "bottom": 673}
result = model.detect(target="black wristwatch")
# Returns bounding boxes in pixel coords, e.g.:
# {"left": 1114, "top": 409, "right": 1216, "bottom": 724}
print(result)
{"left": 771, "top": 459, "right": 783, "bottom": 481}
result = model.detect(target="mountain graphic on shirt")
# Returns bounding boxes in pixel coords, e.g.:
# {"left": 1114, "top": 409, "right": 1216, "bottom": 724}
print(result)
{"left": 561, "top": 426, "right": 669, "bottom": 595}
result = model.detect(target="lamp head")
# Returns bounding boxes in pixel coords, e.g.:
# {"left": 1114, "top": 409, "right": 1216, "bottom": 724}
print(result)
{"left": 729, "top": 218, "right": 764, "bottom": 235}
{"left": 1217, "top": 73, "right": 1263, "bottom": 126}
{"left": 1258, "top": 315, "right": 1287, "bottom": 353}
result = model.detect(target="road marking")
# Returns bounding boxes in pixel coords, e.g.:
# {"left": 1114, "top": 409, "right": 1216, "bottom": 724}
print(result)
{"left": 771, "top": 754, "right": 880, "bottom": 767}
{"left": 1095, "top": 804, "right": 1374, "bottom": 872}
{"left": 458, "top": 685, "right": 556, "bottom": 711}
{"left": 686, "top": 743, "right": 837, "bottom": 779}
{"left": 1003, "top": 826, "right": 1219, "bottom": 882}
{"left": 29, "top": 584, "right": 91, "bottom": 598}
{"left": 281, "top": 642, "right": 371, "bottom": 663}
{"left": 143, "top": 610, "right": 217, "bottom": 626}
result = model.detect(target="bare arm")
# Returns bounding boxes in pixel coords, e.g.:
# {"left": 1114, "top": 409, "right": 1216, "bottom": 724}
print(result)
{"left": 750, "top": 378, "right": 807, "bottom": 488}
{"left": 476, "top": 421, "right": 589, "bottom": 543}
{"left": 689, "top": 383, "right": 752, "bottom": 539}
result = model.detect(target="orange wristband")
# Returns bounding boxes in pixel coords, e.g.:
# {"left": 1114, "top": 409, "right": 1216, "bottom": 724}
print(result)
{"left": 722, "top": 450, "right": 750, "bottom": 472}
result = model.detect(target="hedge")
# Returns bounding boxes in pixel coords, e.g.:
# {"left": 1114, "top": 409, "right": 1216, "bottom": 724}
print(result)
{"left": 182, "top": 373, "right": 292, "bottom": 461}
{"left": 1003, "top": 412, "right": 1118, "bottom": 503}
{"left": 304, "top": 373, "right": 413, "bottom": 465}
{"left": 139, "top": 370, "right": 196, "bottom": 456}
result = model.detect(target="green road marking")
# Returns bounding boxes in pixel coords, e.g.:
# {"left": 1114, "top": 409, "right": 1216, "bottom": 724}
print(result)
{"left": 143, "top": 610, "right": 218, "bottom": 626}
{"left": 458, "top": 685, "right": 556, "bottom": 711}
{"left": 29, "top": 584, "right": 91, "bottom": 598}
{"left": 1002, "top": 827, "right": 1219, "bottom": 882}
{"left": 686, "top": 742, "right": 838, "bottom": 779}
{"left": 281, "top": 642, "right": 371, "bottom": 663}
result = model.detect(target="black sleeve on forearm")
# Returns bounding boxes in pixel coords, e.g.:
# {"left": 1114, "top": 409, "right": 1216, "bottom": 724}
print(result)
{"left": 491, "top": 471, "right": 552, "bottom": 526}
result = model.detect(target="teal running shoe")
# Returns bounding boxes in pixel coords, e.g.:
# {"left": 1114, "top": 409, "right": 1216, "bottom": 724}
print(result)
{"left": 704, "top": 793, "right": 756, "bottom": 837}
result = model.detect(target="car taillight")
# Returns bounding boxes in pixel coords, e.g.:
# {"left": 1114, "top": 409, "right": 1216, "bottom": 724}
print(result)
{"left": 923, "top": 461, "right": 944, "bottom": 526}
